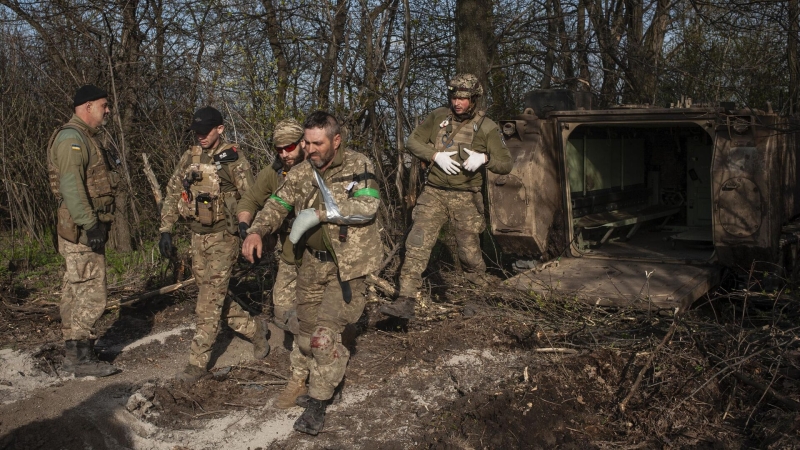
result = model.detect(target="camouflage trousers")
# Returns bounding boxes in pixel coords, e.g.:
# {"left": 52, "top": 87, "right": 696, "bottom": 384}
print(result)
{"left": 58, "top": 235, "right": 107, "bottom": 341}
{"left": 291, "top": 248, "right": 367, "bottom": 400}
{"left": 189, "top": 231, "right": 258, "bottom": 368}
{"left": 398, "top": 187, "right": 486, "bottom": 298}
{"left": 272, "top": 258, "right": 297, "bottom": 326}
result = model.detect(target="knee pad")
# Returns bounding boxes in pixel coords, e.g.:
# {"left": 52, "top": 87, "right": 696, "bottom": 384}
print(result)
{"left": 310, "top": 326, "right": 344, "bottom": 366}
{"left": 407, "top": 227, "right": 425, "bottom": 249}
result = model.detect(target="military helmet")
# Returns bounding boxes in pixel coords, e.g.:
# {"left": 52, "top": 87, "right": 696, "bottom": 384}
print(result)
{"left": 447, "top": 73, "right": 483, "bottom": 99}
{"left": 273, "top": 118, "right": 304, "bottom": 148}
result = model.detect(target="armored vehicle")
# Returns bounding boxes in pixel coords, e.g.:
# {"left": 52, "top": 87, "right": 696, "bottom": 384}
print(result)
{"left": 491, "top": 90, "right": 800, "bottom": 312}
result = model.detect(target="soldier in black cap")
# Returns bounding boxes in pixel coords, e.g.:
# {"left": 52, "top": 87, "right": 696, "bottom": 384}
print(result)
{"left": 47, "top": 84, "right": 121, "bottom": 377}
{"left": 158, "top": 106, "right": 269, "bottom": 383}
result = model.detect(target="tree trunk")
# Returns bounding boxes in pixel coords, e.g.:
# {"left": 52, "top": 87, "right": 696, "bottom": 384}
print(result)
{"left": 577, "top": 0, "right": 591, "bottom": 91}
{"left": 622, "top": 0, "right": 643, "bottom": 103}
{"left": 586, "top": 0, "right": 626, "bottom": 106}
{"left": 790, "top": 0, "right": 799, "bottom": 113}
{"left": 541, "top": 0, "right": 556, "bottom": 89}
{"left": 396, "top": 0, "right": 413, "bottom": 222}
{"left": 107, "top": 0, "right": 143, "bottom": 252}
{"left": 317, "top": 0, "right": 348, "bottom": 109}
{"left": 260, "top": 0, "right": 289, "bottom": 113}
{"left": 554, "top": 0, "right": 575, "bottom": 90}
{"left": 640, "top": 0, "right": 669, "bottom": 105}
{"left": 455, "top": 0, "right": 494, "bottom": 107}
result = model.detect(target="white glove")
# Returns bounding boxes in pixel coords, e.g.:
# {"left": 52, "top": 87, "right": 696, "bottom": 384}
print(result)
{"left": 462, "top": 149, "right": 487, "bottom": 172}
{"left": 433, "top": 151, "right": 460, "bottom": 175}
{"left": 289, "top": 209, "right": 321, "bottom": 244}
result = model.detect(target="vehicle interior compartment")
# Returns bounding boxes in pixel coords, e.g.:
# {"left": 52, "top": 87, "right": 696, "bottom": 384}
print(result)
{"left": 567, "top": 124, "right": 715, "bottom": 261}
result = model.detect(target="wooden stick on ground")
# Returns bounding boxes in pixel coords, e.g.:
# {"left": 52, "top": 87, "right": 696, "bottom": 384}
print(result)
{"left": 106, "top": 277, "right": 196, "bottom": 310}
{"left": 366, "top": 273, "right": 398, "bottom": 297}
{"left": 534, "top": 348, "right": 579, "bottom": 354}
{"left": 708, "top": 354, "right": 800, "bottom": 412}
{"left": 619, "top": 319, "right": 679, "bottom": 412}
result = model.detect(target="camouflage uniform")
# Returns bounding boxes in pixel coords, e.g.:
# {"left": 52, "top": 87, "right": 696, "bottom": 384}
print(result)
{"left": 47, "top": 115, "right": 118, "bottom": 340}
{"left": 237, "top": 159, "right": 297, "bottom": 326}
{"left": 248, "top": 147, "right": 381, "bottom": 401}
{"left": 399, "top": 101, "right": 513, "bottom": 298}
{"left": 160, "top": 140, "right": 259, "bottom": 369}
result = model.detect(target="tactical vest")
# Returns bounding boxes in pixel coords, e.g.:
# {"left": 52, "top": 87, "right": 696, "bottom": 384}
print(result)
{"left": 433, "top": 110, "right": 487, "bottom": 161}
{"left": 177, "top": 144, "right": 240, "bottom": 226}
{"left": 47, "top": 123, "right": 118, "bottom": 222}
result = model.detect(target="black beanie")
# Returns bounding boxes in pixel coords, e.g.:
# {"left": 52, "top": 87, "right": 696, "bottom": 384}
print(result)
{"left": 73, "top": 84, "right": 108, "bottom": 108}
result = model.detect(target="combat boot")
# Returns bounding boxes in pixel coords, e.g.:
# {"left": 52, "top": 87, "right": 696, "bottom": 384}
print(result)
{"left": 275, "top": 375, "right": 308, "bottom": 409}
{"left": 62, "top": 340, "right": 121, "bottom": 378}
{"left": 273, "top": 309, "right": 299, "bottom": 335}
{"left": 467, "top": 272, "right": 496, "bottom": 288}
{"left": 175, "top": 364, "right": 207, "bottom": 383}
{"left": 380, "top": 296, "right": 416, "bottom": 319}
{"left": 252, "top": 317, "right": 270, "bottom": 360}
{"left": 61, "top": 340, "right": 80, "bottom": 375}
{"left": 293, "top": 397, "right": 327, "bottom": 436}
{"left": 295, "top": 389, "right": 341, "bottom": 408}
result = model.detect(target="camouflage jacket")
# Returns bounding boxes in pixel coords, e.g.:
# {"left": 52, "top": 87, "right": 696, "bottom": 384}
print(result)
{"left": 247, "top": 148, "right": 382, "bottom": 281}
{"left": 160, "top": 140, "right": 254, "bottom": 235}
{"left": 237, "top": 159, "right": 295, "bottom": 264}
{"left": 407, "top": 106, "right": 513, "bottom": 190}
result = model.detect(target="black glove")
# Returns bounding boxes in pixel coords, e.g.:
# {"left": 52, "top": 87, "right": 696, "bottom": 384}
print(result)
{"left": 238, "top": 222, "right": 250, "bottom": 240}
{"left": 85, "top": 223, "right": 106, "bottom": 251}
{"left": 158, "top": 232, "right": 173, "bottom": 258}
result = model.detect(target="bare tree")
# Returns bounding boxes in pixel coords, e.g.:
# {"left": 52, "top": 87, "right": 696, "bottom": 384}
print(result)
{"left": 317, "top": 0, "right": 349, "bottom": 108}
{"left": 455, "top": 0, "right": 495, "bottom": 104}
{"left": 789, "top": 0, "right": 799, "bottom": 113}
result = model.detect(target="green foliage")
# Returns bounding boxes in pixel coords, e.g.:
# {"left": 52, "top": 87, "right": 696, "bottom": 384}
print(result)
{"left": 0, "top": 230, "right": 62, "bottom": 277}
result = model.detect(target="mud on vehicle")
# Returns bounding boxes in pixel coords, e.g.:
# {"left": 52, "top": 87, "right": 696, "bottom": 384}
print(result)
{"left": 492, "top": 89, "right": 800, "bottom": 311}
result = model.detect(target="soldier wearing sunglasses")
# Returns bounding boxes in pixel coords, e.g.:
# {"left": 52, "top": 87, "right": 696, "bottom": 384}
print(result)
{"left": 236, "top": 119, "right": 307, "bottom": 407}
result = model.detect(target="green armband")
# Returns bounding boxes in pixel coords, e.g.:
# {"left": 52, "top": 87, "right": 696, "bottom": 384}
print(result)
{"left": 353, "top": 187, "right": 380, "bottom": 199}
{"left": 269, "top": 194, "right": 293, "bottom": 211}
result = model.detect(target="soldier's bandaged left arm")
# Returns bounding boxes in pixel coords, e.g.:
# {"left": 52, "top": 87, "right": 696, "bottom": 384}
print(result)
{"left": 316, "top": 165, "right": 379, "bottom": 224}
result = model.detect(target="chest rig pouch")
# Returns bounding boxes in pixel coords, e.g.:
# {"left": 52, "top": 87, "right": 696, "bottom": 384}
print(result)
{"left": 177, "top": 145, "right": 238, "bottom": 226}
{"left": 433, "top": 111, "right": 487, "bottom": 212}
{"left": 434, "top": 110, "right": 487, "bottom": 162}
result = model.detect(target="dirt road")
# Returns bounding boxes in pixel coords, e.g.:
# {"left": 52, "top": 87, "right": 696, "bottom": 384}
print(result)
{"left": 0, "top": 295, "right": 610, "bottom": 450}
{"left": 1, "top": 280, "right": 798, "bottom": 449}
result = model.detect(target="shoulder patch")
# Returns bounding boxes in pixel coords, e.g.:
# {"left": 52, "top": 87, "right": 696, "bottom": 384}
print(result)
{"left": 497, "top": 128, "right": 507, "bottom": 147}
{"left": 214, "top": 147, "right": 239, "bottom": 164}
{"left": 71, "top": 144, "right": 82, "bottom": 151}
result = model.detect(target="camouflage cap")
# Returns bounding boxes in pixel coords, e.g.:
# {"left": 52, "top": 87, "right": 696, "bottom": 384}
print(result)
{"left": 273, "top": 119, "right": 304, "bottom": 147}
{"left": 447, "top": 73, "right": 483, "bottom": 99}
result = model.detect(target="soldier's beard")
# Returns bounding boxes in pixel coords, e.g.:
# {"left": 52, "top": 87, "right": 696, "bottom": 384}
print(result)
{"left": 282, "top": 150, "right": 305, "bottom": 169}
{"left": 310, "top": 155, "right": 332, "bottom": 169}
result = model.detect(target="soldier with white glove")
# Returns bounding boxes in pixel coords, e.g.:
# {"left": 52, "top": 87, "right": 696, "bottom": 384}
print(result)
{"left": 382, "top": 73, "right": 513, "bottom": 320}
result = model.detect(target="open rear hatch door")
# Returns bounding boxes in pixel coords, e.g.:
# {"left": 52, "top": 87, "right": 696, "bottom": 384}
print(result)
{"left": 505, "top": 258, "right": 721, "bottom": 312}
